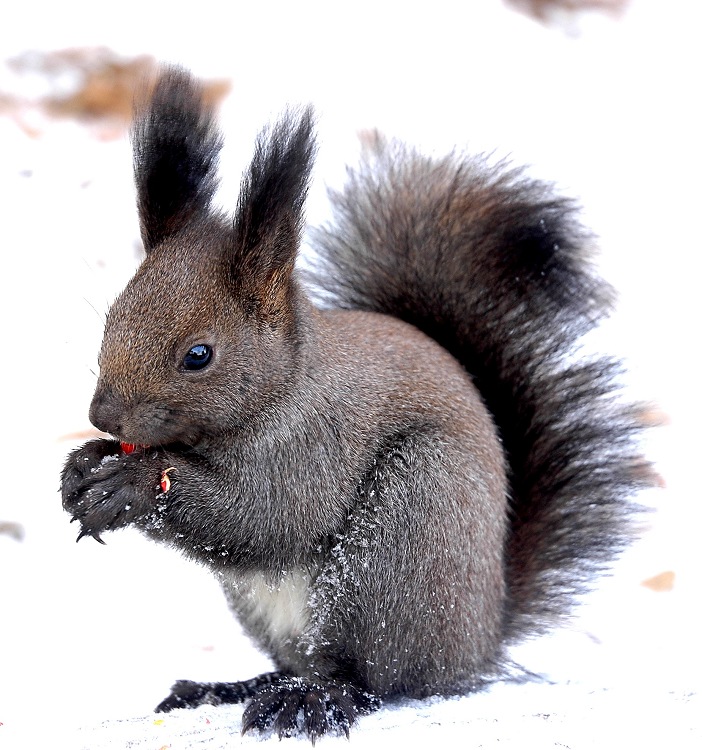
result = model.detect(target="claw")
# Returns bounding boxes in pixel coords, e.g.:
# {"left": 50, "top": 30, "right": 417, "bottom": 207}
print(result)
{"left": 76, "top": 528, "right": 106, "bottom": 544}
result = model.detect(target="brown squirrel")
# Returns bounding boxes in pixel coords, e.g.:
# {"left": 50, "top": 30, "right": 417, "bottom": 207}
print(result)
{"left": 61, "top": 66, "right": 655, "bottom": 740}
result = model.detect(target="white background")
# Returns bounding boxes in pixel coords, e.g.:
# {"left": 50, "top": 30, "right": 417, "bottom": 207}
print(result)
{"left": 0, "top": 1, "right": 699, "bottom": 747}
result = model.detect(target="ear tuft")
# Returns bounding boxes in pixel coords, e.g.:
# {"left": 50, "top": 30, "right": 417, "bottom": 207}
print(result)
{"left": 233, "top": 107, "right": 316, "bottom": 280}
{"left": 132, "top": 66, "right": 223, "bottom": 251}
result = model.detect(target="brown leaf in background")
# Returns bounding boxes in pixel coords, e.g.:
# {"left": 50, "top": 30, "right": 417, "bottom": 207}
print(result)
{"left": 0, "top": 521, "right": 24, "bottom": 542}
{"left": 4, "top": 47, "right": 231, "bottom": 137}
{"left": 506, "top": 0, "right": 630, "bottom": 23}
{"left": 642, "top": 571, "right": 676, "bottom": 592}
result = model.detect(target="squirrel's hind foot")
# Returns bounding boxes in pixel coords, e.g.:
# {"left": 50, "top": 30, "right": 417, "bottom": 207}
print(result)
{"left": 241, "top": 675, "right": 380, "bottom": 741}
{"left": 156, "top": 672, "right": 380, "bottom": 740}
{"left": 155, "top": 671, "right": 287, "bottom": 713}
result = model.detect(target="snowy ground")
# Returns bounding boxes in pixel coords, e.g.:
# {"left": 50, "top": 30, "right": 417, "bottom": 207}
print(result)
{"left": 1, "top": 1, "right": 700, "bottom": 747}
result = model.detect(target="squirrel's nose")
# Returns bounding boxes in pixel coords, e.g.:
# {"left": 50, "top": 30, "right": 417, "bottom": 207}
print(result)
{"left": 89, "top": 386, "right": 126, "bottom": 436}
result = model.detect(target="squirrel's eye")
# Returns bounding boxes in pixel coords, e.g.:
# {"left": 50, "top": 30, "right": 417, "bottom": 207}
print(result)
{"left": 183, "top": 344, "right": 213, "bottom": 371}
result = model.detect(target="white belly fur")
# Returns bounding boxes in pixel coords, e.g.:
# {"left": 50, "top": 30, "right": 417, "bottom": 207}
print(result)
{"left": 219, "top": 568, "right": 312, "bottom": 647}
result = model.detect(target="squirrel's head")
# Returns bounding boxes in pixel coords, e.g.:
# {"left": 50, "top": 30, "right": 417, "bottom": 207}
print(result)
{"left": 89, "top": 67, "right": 316, "bottom": 447}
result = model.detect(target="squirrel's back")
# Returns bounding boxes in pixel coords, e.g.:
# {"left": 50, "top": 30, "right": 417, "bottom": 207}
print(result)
{"left": 309, "top": 134, "right": 656, "bottom": 644}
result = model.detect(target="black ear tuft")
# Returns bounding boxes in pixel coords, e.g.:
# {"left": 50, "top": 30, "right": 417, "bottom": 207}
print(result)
{"left": 233, "top": 107, "right": 316, "bottom": 279}
{"left": 132, "top": 66, "right": 223, "bottom": 251}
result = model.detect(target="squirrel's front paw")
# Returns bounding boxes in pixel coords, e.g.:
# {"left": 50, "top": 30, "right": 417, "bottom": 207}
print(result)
{"left": 61, "top": 440, "right": 152, "bottom": 543}
{"left": 61, "top": 440, "right": 121, "bottom": 507}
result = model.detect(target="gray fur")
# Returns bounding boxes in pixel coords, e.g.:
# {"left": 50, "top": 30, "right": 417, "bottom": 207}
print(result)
{"left": 61, "top": 67, "right": 655, "bottom": 741}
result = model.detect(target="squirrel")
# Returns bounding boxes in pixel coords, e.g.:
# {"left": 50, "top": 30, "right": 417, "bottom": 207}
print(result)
{"left": 61, "top": 66, "right": 656, "bottom": 741}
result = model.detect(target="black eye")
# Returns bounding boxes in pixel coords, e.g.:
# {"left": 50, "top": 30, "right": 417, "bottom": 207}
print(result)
{"left": 183, "top": 344, "right": 213, "bottom": 371}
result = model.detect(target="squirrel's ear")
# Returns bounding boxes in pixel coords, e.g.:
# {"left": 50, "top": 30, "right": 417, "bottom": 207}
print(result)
{"left": 132, "top": 67, "right": 222, "bottom": 252}
{"left": 231, "top": 108, "right": 316, "bottom": 306}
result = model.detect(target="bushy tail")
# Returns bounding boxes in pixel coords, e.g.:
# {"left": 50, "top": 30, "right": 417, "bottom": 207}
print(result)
{"left": 308, "top": 135, "right": 656, "bottom": 642}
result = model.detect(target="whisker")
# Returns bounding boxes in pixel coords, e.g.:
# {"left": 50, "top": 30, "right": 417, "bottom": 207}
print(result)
{"left": 82, "top": 296, "right": 108, "bottom": 325}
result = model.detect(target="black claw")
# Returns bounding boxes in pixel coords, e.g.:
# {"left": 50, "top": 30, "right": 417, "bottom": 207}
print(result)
{"left": 241, "top": 688, "right": 286, "bottom": 735}
{"left": 76, "top": 527, "right": 106, "bottom": 544}
{"left": 303, "top": 691, "right": 328, "bottom": 743}
{"left": 273, "top": 695, "right": 300, "bottom": 739}
{"left": 328, "top": 699, "right": 352, "bottom": 739}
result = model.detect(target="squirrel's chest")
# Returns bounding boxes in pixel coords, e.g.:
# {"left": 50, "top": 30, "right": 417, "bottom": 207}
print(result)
{"left": 218, "top": 568, "right": 312, "bottom": 648}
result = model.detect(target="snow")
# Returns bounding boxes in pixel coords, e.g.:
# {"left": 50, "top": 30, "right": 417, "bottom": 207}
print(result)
{"left": 1, "top": 0, "right": 700, "bottom": 747}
